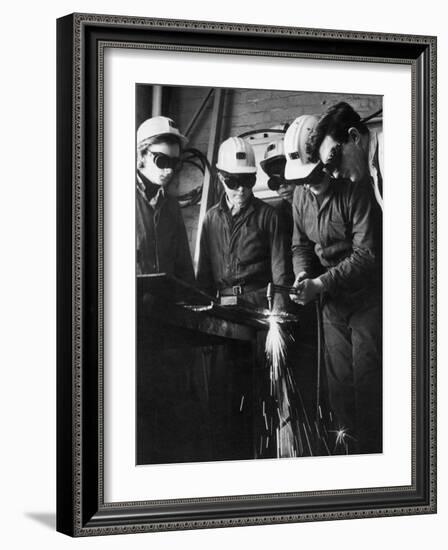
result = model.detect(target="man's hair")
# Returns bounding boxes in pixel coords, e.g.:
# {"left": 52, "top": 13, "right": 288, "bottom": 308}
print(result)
{"left": 137, "top": 134, "right": 182, "bottom": 169}
{"left": 307, "top": 102, "right": 368, "bottom": 163}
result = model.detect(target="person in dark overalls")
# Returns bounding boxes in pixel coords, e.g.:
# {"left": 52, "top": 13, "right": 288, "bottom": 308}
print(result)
{"left": 136, "top": 116, "right": 194, "bottom": 280}
{"left": 136, "top": 116, "right": 208, "bottom": 464}
{"left": 197, "top": 136, "right": 289, "bottom": 459}
{"left": 285, "top": 109, "right": 383, "bottom": 455}
{"left": 260, "top": 138, "right": 318, "bottom": 456}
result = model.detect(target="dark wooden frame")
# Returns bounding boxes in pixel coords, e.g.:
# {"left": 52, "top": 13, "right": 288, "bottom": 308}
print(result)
{"left": 57, "top": 13, "right": 437, "bottom": 536}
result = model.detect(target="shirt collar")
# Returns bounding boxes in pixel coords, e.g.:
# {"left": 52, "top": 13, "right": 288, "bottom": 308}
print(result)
{"left": 219, "top": 192, "right": 255, "bottom": 217}
{"left": 137, "top": 170, "right": 165, "bottom": 202}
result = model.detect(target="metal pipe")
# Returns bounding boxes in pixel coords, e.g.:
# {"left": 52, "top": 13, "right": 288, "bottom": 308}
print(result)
{"left": 238, "top": 128, "right": 286, "bottom": 139}
{"left": 152, "top": 85, "right": 163, "bottom": 117}
{"left": 361, "top": 108, "right": 382, "bottom": 124}
{"left": 267, "top": 283, "right": 299, "bottom": 294}
{"left": 266, "top": 283, "right": 299, "bottom": 311}
{"left": 267, "top": 282, "right": 273, "bottom": 312}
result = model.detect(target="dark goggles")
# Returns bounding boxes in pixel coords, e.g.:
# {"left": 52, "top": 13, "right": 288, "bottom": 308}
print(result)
{"left": 267, "top": 176, "right": 288, "bottom": 192}
{"left": 218, "top": 170, "right": 256, "bottom": 190}
{"left": 260, "top": 157, "right": 286, "bottom": 180}
{"left": 149, "top": 151, "right": 182, "bottom": 171}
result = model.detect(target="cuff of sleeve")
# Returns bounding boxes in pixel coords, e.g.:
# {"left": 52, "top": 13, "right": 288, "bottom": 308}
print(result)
{"left": 319, "top": 271, "right": 337, "bottom": 296}
{"left": 293, "top": 260, "right": 309, "bottom": 279}
{"left": 272, "top": 293, "right": 289, "bottom": 312}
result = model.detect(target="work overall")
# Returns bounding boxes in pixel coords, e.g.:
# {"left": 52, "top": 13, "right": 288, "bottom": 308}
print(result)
{"left": 291, "top": 179, "right": 382, "bottom": 454}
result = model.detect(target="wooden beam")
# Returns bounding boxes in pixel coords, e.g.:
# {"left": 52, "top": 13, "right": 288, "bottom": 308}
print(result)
{"left": 185, "top": 88, "right": 214, "bottom": 137}
{"left": 194, "top": 88, "right": 226, "bottom": 272}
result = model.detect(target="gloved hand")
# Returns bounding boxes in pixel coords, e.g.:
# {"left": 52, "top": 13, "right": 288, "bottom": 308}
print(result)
{"left": 289, "top": 271, "right": 308, "bottom": 304}
{"left": 290, "top": 272, "right": 324, "bottom": 306}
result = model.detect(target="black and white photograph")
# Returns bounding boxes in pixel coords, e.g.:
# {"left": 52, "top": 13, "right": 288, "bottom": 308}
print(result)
{"left": 135, "top": 84, "right": 383, "bottom": 466}
{"left": 1, "top": 0, "right": 443, "bottom": 545}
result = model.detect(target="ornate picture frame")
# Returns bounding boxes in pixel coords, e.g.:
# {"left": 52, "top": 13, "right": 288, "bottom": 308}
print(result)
{"left": 56, "top": 13, "right": 436, "bottom": 536}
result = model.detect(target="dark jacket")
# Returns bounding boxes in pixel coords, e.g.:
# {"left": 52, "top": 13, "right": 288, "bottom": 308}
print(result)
{"left": 275, "top": 199, "right": 294, "bottom": 245}
{"left": 136, "top": 172, "right": 194, "bottom": 284}
{"left": 197, "top": 194, "right": 290, "bottom": 306}
{"left": 291, "top": 179, "right": 382, "bottom": 299}
{"left": 274, "top": 199, "right": 295, "bottom": 281}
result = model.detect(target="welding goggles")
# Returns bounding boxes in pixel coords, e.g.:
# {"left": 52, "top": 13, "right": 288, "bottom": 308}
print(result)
{"left": 260, "top": 155, "right": 288, "bottom": 191}
{"left": 266, "top": 176, "right": 288, "bottom": 192}
{"left": 217, "top": 169, "right": 257, "bottom": 190}
{"left": 149, "top": 151, "right": 182, "bottom": 171}
{"left": 260, "top": 156, "right": 285, "bottom": 179}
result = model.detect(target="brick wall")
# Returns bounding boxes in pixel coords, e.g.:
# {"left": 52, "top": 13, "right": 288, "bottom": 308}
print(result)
{"left": 168, "top": 86, "right": 382, "bottom": 157}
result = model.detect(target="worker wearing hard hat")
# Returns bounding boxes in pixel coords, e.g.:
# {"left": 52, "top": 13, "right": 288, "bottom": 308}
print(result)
{"left": 197, "top": 136, "right": 290, "bottom": 460}
{"left": 136, "top": 116, "right": 207, "bottom": 465}
{"left": 197, "top": 136, "right": 289, "bottom": 308}
{"left": 285, "top": 112, "right": 383, "bottom": 455}
{"left": 296, "top": 102, "right": 383, "bottom": 209}
{"left": 260, "top": 139, "right": 295, "bottom": 238}
{"left": 260, "top": 138, "right": 318, "bottom": 435}
{"left": 136, "top": 115, "right": 194, "bottom": 282}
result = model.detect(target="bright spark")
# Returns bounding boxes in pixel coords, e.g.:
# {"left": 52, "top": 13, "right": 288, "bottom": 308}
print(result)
{"left": 265, "top": 314, "right": 288, "bottom": 381}
{"left": 262, "top": 311, "right": 319, "bottom": 459}
{"left": 330, "top": 426, "right": 356, "bottom": 448}
{"left": 239, "top": 395, "right": 245, "bottom": 411}
{"left": 334, "top": 427, "right": 348, "bottom": 446}
{"left": 264, "top": 314, "right": 301, "bottom": 458}
{"left": 183, "top": 302, "right": 214, "bottom": 312}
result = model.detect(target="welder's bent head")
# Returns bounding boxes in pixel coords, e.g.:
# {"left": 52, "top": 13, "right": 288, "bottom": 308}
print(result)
{"left": 216, "top": 137, "right": 257, "bottom": 174}
{"left": 284, "top": 114, "right": 320, "bottom": 182}
{"left": 311, "top": 102, "right": 370, "bottom": 183}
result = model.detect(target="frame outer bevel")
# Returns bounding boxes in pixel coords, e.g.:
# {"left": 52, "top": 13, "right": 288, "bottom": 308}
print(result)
{"left": 56, "top": 13, "right": 77, "bottom": 538}
{"left": 56, "top": 12, "right": 437, "bottom": 537}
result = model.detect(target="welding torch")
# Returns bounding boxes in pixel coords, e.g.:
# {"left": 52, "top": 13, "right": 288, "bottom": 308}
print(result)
{"left": 266, "top": 282, "right": 299, "bottom": 312}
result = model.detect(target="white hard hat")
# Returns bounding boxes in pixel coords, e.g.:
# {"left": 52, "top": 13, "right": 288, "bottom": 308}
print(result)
{"left": 137, "top": 116, "right": 188, "bottom": 147}
{"left": 216, "top": 137, "right": 257, "bottom": 174}
{"left": 284, "top": 115, "right": 319, "bottom": 181}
